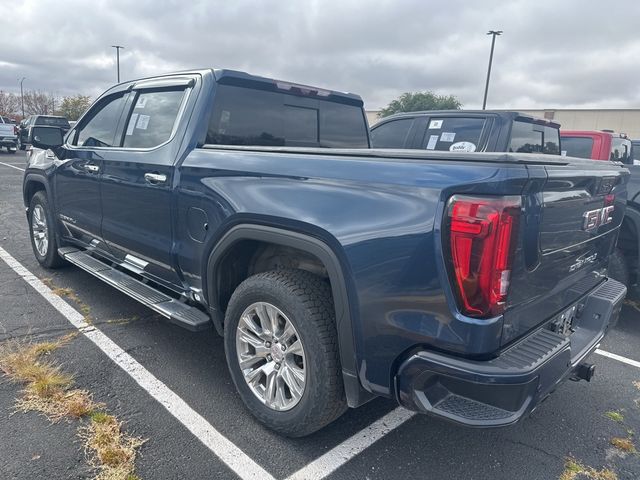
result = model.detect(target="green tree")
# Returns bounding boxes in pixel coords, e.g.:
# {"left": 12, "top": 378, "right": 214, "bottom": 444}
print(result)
{"left": 379, "top": 91, "right": 462, "bottom": 118}
{"left": 59, "top": 94, "right": 92, "bottom": 121}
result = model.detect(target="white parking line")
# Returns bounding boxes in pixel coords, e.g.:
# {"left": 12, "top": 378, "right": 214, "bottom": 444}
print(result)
{"left": 596, "top": 349, "right": 640, "bottom": 369}
{"left": 0, "top": 161, "right": 25, "bottom": 172}
{"left": 0, "top": 245, "right": 275, "bottom": 480}
{"left": 286, "top": 408, "right": 416, "bottom": 480}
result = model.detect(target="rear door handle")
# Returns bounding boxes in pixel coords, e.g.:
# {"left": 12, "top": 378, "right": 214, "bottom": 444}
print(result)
{"left": 84, "top": 164, "right": 100, "bottom": 173}
{"left": 144, "top": 172, "right": 167, "bottom": 184}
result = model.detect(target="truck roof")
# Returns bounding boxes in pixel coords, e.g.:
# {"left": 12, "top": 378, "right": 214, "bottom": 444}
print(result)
{"left": 376, "top": 110, "right": 560, "bottom": 129}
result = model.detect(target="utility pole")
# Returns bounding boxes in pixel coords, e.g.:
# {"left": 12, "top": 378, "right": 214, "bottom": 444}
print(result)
{"left": 19, "top": 77, "right": 26, "bottom": 118}
{"left": 482, "top": 30, "right": 502, "bottom": 110}
{"left": 111, "top": 45, "right": 124, "bottom": 83}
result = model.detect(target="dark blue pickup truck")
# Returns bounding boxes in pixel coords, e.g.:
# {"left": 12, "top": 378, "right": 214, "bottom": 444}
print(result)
{"left": 23, "top": 69, "right": 628, "bottom": 436}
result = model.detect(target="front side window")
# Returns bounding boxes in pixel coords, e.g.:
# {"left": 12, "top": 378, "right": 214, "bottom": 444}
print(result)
{"left": 123, "top": 89, "right": 186, "bottom": 149}
{"left": 74, "top": 95, "right": 126, "bottom": 147}
{"left": 370, "top": 119, "right": 414, "bottom": 148}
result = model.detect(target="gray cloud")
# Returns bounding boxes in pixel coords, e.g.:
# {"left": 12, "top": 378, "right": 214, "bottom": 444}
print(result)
{"left": 1, "top": 0, "right": 639, "bottom": 110}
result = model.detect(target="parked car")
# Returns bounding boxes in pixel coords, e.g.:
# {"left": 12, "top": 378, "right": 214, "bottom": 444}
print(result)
{"left": 23, "top": 69, "right": 628, "bottom": 436}
{"left": 18, "top": 115, "right": 71, "bottom": 150}
{"left": 561, "top": 130, "right": 614, "bottom": 161}
{"left": 370, "top": 110, "right": 561, "bottom": 154}
{"left": 0, "top": 115, "right": 18, "bottom": 153}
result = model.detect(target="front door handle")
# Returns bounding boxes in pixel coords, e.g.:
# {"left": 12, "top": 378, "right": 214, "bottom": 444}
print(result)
{"left": 84, "top": 164, "right": 100, "bottom": 173}
{"left": 144, "top": 172, "right": 167, "bottom": 184}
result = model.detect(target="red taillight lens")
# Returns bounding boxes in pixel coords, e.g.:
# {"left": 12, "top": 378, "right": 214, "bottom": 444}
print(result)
{"left": 446, "top": 195, "right": 521, "bottom": 318}
{"left": 14, "top": 126, "right": 18, "bottom": 135}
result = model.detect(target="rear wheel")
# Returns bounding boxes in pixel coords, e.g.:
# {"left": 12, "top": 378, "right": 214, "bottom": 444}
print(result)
{"left": 608, "top": 248, "right": 629, "bottom": 287}
{"left": 28, "top": 191, "right": 65, "bottom": 268}
{"left": 224, "top": 269, "right": 347, "bottom": 437}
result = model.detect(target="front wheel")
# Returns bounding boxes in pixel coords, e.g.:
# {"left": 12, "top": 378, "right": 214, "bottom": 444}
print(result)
{"left": 224, "top": 269, "right": 347, "bottom": 437}
{"left": 28, "top": 191, "right": 65, "bottom": 268}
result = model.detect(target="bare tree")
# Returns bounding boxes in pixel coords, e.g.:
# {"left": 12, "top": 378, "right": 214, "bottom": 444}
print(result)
{"left": 22, "top": 90, "right": 59, "bottom": 116}
{"left": 0, "top": 91, "right": 20, "bottom": 117}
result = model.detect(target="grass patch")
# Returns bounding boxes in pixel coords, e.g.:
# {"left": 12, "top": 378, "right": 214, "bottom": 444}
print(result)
{"left": 41, "top": 278, "right": 93, "bottom": 323}
{"left": 633, "top": 381, "right": 640, "bottom": 391}
{"left": 0, "top": 337, "right": 144, "bottom": 479}
{"left": 559, "top": 458, "right": 617, "bottom": 480}
{"left": 604, "top": 411, "right": 625, "bottom": 423}
{"left": 610, "top": 437, "right": 636, "bottom": 453}
{"left": 80, "top": 413, "right": 145, "bottom": 480}
{"left": 107, "top": 316, "right": 139, "bottom": 326}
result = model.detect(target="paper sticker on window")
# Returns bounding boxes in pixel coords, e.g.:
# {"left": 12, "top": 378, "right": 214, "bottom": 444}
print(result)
{"left": 449, "top": 141, "right": 476, "bottom": 152}
{"left": 426, "top": 135, "right": 439, "bottom": 150}
{"left": 136, "top": 96, "right": 148, "bottom": 109}
{"left": 429, "top": 120, "right": 443, "bottom": 129}
{"left": 126, "top": 113, "right": 139, "bottom": 136}
{"left": 440, "top": 132, "right": 456, "bottom": 142}
{"left": 136, "top": 114, "right": 150, "bottom": 130}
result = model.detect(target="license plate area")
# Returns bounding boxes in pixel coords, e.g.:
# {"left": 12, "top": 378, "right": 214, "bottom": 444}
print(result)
{"left": 547, "top": 304, "right": 578, "bottom": 337}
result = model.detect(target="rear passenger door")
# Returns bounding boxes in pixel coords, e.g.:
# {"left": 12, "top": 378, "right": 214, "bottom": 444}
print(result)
{"left": 370, "top": 117, "right": 421, "bottom": 149}
{"left": 99, "top": 79, "right": 193, "bottom": 290}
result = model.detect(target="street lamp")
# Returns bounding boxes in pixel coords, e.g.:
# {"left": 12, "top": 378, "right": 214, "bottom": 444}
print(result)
{"left": 482, "top": 30, "right": 502, "bottom": 110}
{"left": 19, "top": 77, "right": 26, "bottom": 118}
{"left": 111, "top": 45, "right": 125, "bottom": 83}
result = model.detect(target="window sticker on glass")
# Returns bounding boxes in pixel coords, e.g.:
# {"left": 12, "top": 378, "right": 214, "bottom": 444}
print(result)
{"left": 136, "top": 114, "right": 150, "bottom": 130}
{"left": 449, "top": 141, "right": 476, "bottom": 152}
{"left": 426, "top": 135, "right": 439, "bottom": 150}
{"left": 136, "top": 96, "right": 148, "bottom": 109}
{"left": 429, "top": 120, "right": 443, "bottom": 129}
{"left": 126, "top": 113, "right": 139, "bottom": 135}
{"left": 440, "top": 132, "right": 456, "bottom": 142}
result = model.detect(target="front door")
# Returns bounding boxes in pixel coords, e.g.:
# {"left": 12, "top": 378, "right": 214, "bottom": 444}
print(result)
{"left": 55, "top": 92, "right": 129, "bottom": 250}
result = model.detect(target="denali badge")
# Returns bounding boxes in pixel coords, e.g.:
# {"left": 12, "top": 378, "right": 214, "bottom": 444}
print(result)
{"left": 582, "top": 205, "right": 614, "bottom": 231}
{"left": 569, "top": 253, "right": 598, "bottom": 273}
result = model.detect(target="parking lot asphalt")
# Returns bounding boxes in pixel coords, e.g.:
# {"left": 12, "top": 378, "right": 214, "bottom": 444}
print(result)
{"left": 0, "top": 150, "right": 639, "bottom": 480}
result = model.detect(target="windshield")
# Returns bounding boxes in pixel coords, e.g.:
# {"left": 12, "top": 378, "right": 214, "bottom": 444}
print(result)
{"left": 560, "top": 136, "right": 594, "bottom": 159}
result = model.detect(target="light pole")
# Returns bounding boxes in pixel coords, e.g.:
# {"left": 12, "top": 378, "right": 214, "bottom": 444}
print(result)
{"left": 19, "top": 77, "right": 26, "bottom": 118}
{"left": 482, "top": 30, "right": 502, "bottom": 110}
{"left": 111, "top": 45, "right": 124, "bottom": 83}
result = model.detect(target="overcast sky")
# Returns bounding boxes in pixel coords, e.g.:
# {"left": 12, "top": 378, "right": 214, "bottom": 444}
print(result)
{"left": 1, "top": 0, "right": 639, "bottom": 110}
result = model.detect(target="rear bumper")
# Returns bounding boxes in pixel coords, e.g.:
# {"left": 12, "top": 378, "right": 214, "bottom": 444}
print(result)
{"left": 0, "top": 136, "right": 17, "bottom": 147}
{"left": 395, "top": 278, "right": 626, "bottom": 427}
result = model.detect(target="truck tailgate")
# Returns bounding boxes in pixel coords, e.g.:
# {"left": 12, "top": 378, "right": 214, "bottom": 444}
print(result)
{"left": 501, "top": 159, "right": 628, "bottom": 345}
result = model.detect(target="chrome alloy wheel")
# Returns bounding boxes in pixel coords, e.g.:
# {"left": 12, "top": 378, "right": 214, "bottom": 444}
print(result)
{"left": 31, "top": 205, "right": 49, "bottom": 257}
{"left": 235, "top": 302, "right": 306, "bottom": 411}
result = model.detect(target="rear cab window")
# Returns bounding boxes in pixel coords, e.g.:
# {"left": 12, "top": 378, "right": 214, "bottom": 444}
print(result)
{"left": 420, "top": 117, "right": 486, "bottom": 152}
{"left": 205, "top": 84, "right": 369, "bottom": 148}
{"left": 610, "top": 137, "right": 631, "bottom": 164}
{"left": 560, "top": 136, "right": 594, "bottom": 159}
{"left": 509, "top": 120, "right": 560, "bottom": 155}
{"left": 35, "top": 116, "right": 70, "bottom": 129}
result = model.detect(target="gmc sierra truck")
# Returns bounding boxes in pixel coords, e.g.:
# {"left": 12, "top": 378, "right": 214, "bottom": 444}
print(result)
{"left": 23, "top": 69, "right": 628, "bottom": 437}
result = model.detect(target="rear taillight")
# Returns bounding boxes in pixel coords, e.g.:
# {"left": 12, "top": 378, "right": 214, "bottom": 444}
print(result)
{"left": 13, "top": 126, "right": 18, "bottom": 135}
{"left": 445, "top": 195, "right": 521, "bottom": 318}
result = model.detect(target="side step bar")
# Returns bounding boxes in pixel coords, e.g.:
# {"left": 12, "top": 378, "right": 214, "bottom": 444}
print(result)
{"left": 58, "top": 247, "right": 211, "bottom": 331}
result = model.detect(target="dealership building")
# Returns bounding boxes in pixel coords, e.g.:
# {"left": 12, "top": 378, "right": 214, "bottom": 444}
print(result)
{"left": 366, "top": 109, "right": 640, "bottom": 140}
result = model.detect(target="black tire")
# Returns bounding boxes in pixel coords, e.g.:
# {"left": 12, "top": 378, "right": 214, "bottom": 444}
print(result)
{"left": 224, "top": 269, "right": 347, "bottom": 437}
{"left": 28, "top": 191, "right": 65, "bottom": 268}
{"left": 608, "top": 248, "right": 629, "bottom": 287}
{"left": 8, "top": 146, "right": 17, "bottom": 154}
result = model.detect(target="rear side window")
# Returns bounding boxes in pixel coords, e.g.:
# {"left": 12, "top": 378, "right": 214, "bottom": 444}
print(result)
{"left": 206, "top": 85, "right": 368, "bottom": 148}
{"left": 422, "top": 117, "right": 485, "bottom": 152}
{"left": 509, "top": 121, "right": 560, "bottom": 155}
{"left": 123, "top": 89, "right": 186, "bottom": 149}
{"left": 75, "top": 95, "right": 127, "bottom": 147}
{"left": 561, "top": 137, "right": 593, "bottom": 159}
{"left": 370, "top": 119, "right": 414, "bottom": 148}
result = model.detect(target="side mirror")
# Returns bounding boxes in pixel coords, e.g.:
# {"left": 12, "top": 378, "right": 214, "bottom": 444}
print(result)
{"left": 31, "top": 126, "right": 64, "bottom": 150}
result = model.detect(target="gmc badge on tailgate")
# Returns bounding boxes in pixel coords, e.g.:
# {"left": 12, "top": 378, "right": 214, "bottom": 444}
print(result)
{"left": 583, "top": 206, "right": 614, "bottom": 231}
